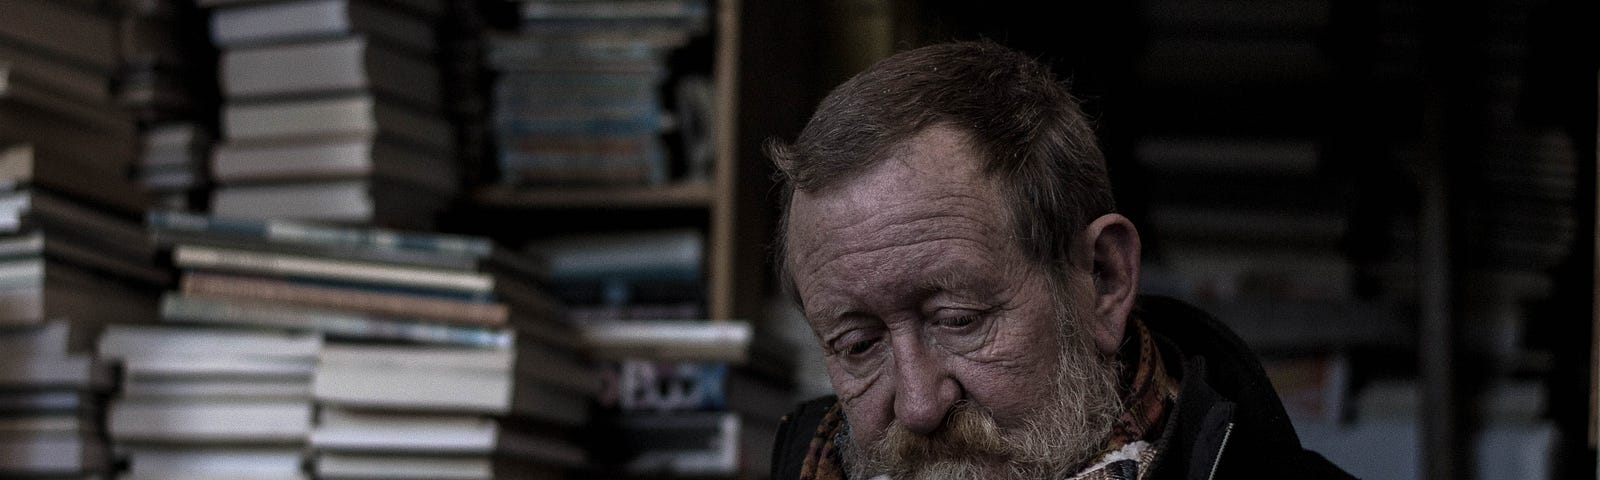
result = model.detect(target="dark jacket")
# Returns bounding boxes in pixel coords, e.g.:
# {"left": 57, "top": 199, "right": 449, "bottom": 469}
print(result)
{"left": 770, "top": 295, "right": 1353, "bottom": 479}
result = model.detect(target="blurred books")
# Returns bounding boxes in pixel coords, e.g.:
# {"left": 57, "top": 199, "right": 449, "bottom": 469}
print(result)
{"left": 206, "top": 0, "right": 457, "bottom": 229}
{"left": 486, "top": 0, "right": 712, "bottom": 187}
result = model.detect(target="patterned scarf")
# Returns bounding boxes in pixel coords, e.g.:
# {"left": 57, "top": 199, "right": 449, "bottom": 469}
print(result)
{"left": 797, "top": 318, "right": 1179, "bottom": 480}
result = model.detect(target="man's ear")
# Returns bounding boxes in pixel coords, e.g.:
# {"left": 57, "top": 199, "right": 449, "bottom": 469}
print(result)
{"left": 1081, "top": 213, "right": 1141, "bottom": 356}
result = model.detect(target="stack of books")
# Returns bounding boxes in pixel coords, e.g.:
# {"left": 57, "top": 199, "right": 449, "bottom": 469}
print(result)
{"left": 0, "top": 321, "right": 115, "bottom": 478}
{"left": 123, "top": 1, "right": 215, "bottom": 212}
{"left": 203, "top": 0, "right": 457, "bottom": 229}
{"left": 138, "top": 211, "right": 595, "bottom": 478}
{"left": 529, "top": 228, "right": 706, "bottom": 322}
{"left": 527, "top": 228, "right": 790, "bottom": 477}
{"left": 97, "top": 324, "right": 321, "bottom": 479}
{"left": 1, "top": 0, "right": 211, "bottom": 213}
{"left": 0, "top": 144, "right": 167, "bottom": 352}
{"left": 136, "top": 122, "right": 212, "bottom": 213}
{"left": 486, "top": 0, "right": 712, "bottom": 187}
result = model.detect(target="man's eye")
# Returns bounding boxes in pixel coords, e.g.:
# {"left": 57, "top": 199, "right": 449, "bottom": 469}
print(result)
{"left": 947, "top": 315, "right": 978, "bottom": 328}
{"left": 846, "top": 338, "right": 879, "bottom": 355}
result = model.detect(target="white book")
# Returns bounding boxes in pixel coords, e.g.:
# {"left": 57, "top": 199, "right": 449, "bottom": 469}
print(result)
{"left": 172, "top": 244, "right": 493, "bottom": 294}
{"left": 0, "top": 431, "right": 106, "bottom": 476}
{"left": 526, "top": 228, "right": 704, "bottom": 282}
{"left": 122, "top": 445, "right": 307, "bottom": 480}
{"left": 578, "top": 319, "right": 752, "bottom": 363}
{"left": 108, "top": 398, "right": 312, "bottom": 443}
{"left": 319, "top": 343, "right": 512, "bottom": 372}
{"left": 315, "top": 451, "right": 490, "bottom": 480}
{"left": 222, "top": 36, "right": 439, "bottom": 109}
{"left": 211, "top": 180, "right": 377, "bottom": 224}
{"left": 210, "top": 0, "right": 437, "bottom": 53}
{"left": 312, "top": 362, "right": 510, "bottom": 413}
{"left": 124, "top": 356, "right": 317, "bottom": 380}
{"left": 222, "top": 94, "right": 452, "bottom": 153}
{"left": 122, "top": 377, "right": 314, "bottom": 400}
{"left": 211, "top": 136, "right": 457, "bottom": 194}
{"left": 311, "top": 408, "right": 498, "bottom": 453}
{"left": 98, "top": 323, "right": 323, "bottom": 361}
{"left": 0, "top": 352, "right": 105, "bottom": 391}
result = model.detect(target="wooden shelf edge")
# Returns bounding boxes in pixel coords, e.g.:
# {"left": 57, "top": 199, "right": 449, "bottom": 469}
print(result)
{"left": 471, "top": 182, "right": 716, "bottom": 209}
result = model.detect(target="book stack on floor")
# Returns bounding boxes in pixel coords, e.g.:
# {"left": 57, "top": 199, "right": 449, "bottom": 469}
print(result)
{"left": 97, "top": 323, "right": 321, "bottom": 479}
{"left": 0, "top": 321, "right": 115, "bottom": 478}
{"left": 1, "top": 0, "right": 213, "bottom": 213}
{"left": 0, "top": 162, "right": 168, "bottom": 352}
{"left": 527, "top": 229, "right": 790, "bottom": 478}
{"left": 203, "top": 0, "right": 458, "bottom": 229}
{"left": 486, "top": 0, "right": 712, "bottom": 187}
{"left": 135, "top": 211, "right": 594, "bottom": 479}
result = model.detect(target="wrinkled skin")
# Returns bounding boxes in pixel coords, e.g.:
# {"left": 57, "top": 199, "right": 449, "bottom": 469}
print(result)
{"left": 784, "top": 125, "right": 1144, "bottom": 477}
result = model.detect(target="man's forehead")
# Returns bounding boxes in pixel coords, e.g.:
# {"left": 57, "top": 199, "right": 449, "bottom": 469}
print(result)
{"left": 787, "top": 126, "right": 994, "bottom": 229}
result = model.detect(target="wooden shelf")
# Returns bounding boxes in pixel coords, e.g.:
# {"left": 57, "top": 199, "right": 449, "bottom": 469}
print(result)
{"left": 472, "top": 182, "right": 715, "bottom": 209}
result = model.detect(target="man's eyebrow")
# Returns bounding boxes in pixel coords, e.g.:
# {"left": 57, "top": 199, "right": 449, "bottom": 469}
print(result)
{"left": 806, "top": 303, "right": 855, "bottom": 326}
{"left": 916, "top": 271, "right": 972, "bottom": 295}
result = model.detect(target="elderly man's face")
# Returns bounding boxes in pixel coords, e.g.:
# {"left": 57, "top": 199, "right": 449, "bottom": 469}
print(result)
{"left": 785, "top": 126, "right": 1123, "bottom": 478}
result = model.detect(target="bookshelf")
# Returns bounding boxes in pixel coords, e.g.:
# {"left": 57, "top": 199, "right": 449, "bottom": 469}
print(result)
{"left": 451, "top": 0, "right": 784, "bottom": 327}
{"left": 2, "top": 0, "right": 802, "bottom": 478}
{"left": 864, "top": 0, "right": 1597, "bottom": 479}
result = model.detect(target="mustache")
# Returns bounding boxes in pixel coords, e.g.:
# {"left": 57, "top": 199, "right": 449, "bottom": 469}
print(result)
{"left": 879, "top": 400, "right": 1010, "bottom": 465}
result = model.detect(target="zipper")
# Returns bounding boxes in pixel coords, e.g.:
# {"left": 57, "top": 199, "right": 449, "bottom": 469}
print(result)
{"left": 1204, "top": 422, "right": 1235, "bottom": 480}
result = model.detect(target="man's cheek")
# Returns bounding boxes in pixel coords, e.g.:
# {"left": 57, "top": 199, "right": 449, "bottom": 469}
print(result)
{"left": 825, "top": 357, "right": 882, "bottom": 406}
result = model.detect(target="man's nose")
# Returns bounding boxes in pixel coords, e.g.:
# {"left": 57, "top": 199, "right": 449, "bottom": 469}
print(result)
{"left": 891, "top": 338, "right": 960, "bottom": 436}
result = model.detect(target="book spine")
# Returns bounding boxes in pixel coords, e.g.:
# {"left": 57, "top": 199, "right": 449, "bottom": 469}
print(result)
{"left": 147, "top": 210, "right": 493, "bottom": 257}
{"left": 161, "top": 295, "right": 512, "bottom": 348}
{"left": 173, "top": 245, "right": 494, "bottom": 294}
{"left": 182, "top": 273, "right": 509, "bottom": 326}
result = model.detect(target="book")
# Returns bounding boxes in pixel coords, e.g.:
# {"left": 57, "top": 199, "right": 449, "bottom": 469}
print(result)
{"left": 222, "top": 94, "right": 453, "bottom": 153}
{"left": 498, "top": 135, "right": 668, "bottom": 187}
{"left": 0, "top": 431, "right": 109, "bottom": 477}
{"left": 118, "top": 445, "right": 307, "bottom": 480}
{"left": 314, "top": 451, "right": 491, "bottom": 480}
{"left": 578, "top": 319, "right": 751, "bottom": 363}
{"left": 486, "top": 31, "right": 692, "bottom": 67}
{"left": 149, "top": 209, "right": 491, "bottom": 256}
{"left": 0, "top": 0, "right": 121, "bottom": 72}
{"left": 314, "top": 361, "right": 588, "bottom": 426}
{"left": 121, "top": 377, "right": 315, "bottom": 400}
{"left": 180, "top": 272, "right": 509, "bottom": 326}
{"left": 525, "top": 228, "right": 703, "bottom": 283}
{"left": 98, "top": 322, "right": 323, "bottom": 361}
{"left": 0, "top": 141, "right": 148, "bottom": 215}
{"left": 221, "top": 36, "right": 442, "bottom": 111}
{"left": 210, "top": 0, "right": 438, "bottom": 54}
{"left": 171, "top": 244, "right": 495, "bottom": 294}
{"left": 600, "top": 360, "right": 729, "bottom": 412}
{"left": 0, "top": 38, "right": 112, "bottom": 104}
{"left": 212, "top": 136, "right": 458, "bottom": 194}
{"left": 160, "top": 294, "right": 512, "bottom": 348}
{"left": 210, "top": 178, "right": 451, "bottom": 228}
{"left": 108, "top": 398, "right": 313, "bottom": 443}
{"left": 311, "top": 408, "right": 500, "bottom": 453}
{"left": 605, "top": 411, "right": 740, "bottom": 477}
{"left": 0, "top": 261, "right": 160, "bottom": 347}
{"left": 311, "top": 408, "right": 588, "bottom": 467}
